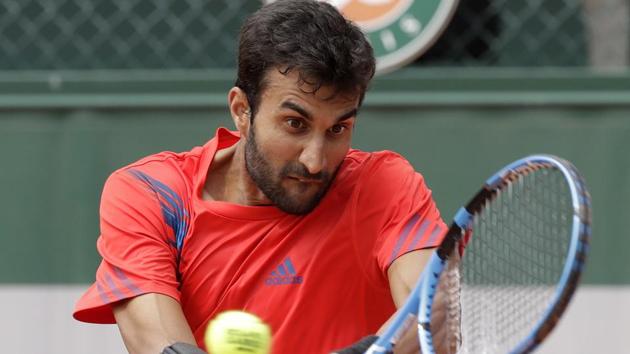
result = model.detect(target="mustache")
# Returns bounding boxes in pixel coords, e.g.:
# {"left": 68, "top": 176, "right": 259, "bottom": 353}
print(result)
{"left": 281, "top": 163, "right": 329, "bottom": 181}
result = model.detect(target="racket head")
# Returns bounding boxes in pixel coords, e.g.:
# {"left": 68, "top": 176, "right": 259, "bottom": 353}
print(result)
{"left": 418, "top": 154, "right": 591, "bottom": 354}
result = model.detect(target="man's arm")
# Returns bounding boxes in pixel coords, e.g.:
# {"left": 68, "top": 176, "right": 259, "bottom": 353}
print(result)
{"left": 381, "top": 249, "right": 431, "bottom": 354}
{"left": 113, "top": 293, "right": 199, "bottom": 354}
{"left": 333, "top": 249, "right": 439, "bottom": 354}
{"left": 382, "top": 248, "right": 450, "bottom": 354}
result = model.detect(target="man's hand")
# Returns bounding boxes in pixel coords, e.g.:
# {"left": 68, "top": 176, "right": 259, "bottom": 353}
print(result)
{"left": 161, "top": 343, "right": 207, "bottom": 354}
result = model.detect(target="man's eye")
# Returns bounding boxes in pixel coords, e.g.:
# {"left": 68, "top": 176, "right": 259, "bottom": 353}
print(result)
{"left": 287, "top": 119, "right": 304, "bottom": 129}
{"left": 329, "top": 124, "right": 346, "bottom": 134}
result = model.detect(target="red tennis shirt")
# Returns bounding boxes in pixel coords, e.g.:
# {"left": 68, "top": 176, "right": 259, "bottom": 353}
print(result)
{"left": 74, "top": 128, "right": 446, "bottom": 353}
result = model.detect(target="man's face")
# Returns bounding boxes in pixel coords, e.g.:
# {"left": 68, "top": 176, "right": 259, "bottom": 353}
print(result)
{"left": 244, "top": 70, "right": 359, "bottom": 215}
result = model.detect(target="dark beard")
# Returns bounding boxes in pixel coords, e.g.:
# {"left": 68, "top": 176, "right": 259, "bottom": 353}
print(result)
{"left": 244, "top": 126, "right": 334, "bottom": 215}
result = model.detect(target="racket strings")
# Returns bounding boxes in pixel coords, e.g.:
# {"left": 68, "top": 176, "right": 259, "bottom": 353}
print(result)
{"left": 455, "top": 167, "right": 573, "bottom": 354}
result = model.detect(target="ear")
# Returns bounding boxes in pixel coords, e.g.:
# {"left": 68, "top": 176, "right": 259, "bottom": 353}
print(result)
{"left": 228, "top": 87, "right": 251, "bottom": 136}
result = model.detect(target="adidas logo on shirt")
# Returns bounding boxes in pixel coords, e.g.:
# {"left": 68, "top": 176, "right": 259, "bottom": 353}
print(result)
{"left": 265, "top": 257, "right": 303, "bottom": 286}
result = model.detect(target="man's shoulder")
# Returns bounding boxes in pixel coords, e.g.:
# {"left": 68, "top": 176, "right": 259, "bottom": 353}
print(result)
{"left": 121, "top": 146, "right": 203, "bottom": 172}
{"left": 108, "top": 144, "right": 208, "bottom": 195}
{"left": 339, "top": 148, "right": 426, "bottom": 198}
{"left": 344, "top": 149, "right": 413, "bottom": 176}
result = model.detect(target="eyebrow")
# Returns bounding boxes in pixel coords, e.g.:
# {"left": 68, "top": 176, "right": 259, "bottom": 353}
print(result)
{"left": 280, "top": 100, "right": 357, "bottom": 122}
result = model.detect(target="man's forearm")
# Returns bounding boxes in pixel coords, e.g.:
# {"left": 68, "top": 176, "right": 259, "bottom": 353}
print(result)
{"left": 113, "top": 294, "right": 198, "bottom": 354}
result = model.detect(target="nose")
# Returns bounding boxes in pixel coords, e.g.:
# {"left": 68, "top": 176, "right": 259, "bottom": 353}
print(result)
{"left": 298, "top": 137, "right": 327, "bottom": 175}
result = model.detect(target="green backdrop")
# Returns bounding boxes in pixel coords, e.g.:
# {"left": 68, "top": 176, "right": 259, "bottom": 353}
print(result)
{"left": 1, "top": 68, "right": 628, "bottom": 285}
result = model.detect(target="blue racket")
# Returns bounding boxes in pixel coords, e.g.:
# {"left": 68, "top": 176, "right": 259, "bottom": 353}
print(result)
{"left": 365, "top": 155, "right": 591, "bottom": 354}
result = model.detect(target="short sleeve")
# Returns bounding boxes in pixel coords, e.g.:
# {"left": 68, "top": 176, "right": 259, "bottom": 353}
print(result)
{"left": 74, "top": 169, "right": 188, "bottom": 323}
{"left": 353, "top": 152, "right": 447, "bottom": 280}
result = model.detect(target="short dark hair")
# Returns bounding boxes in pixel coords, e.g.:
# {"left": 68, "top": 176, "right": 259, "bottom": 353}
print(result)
{"left": 235, "top": 0, "right": 375, "bottom": 118}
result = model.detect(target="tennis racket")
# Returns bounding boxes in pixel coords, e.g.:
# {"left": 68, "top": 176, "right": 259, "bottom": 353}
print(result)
{"left": 365, "top": 154, "right": 591, "bottom": 354}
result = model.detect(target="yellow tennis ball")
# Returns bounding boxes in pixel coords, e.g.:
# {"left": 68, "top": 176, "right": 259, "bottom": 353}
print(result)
{"left": 204, "top": 310, "right": 272, "bottom": 354}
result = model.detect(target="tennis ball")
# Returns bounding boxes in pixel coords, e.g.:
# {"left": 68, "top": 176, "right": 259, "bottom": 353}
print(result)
{"left": 204, "top": 310, "right": 272, "bottom": 354}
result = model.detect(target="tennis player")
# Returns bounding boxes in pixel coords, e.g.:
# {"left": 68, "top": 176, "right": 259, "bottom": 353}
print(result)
{"left": 74, "top": 1, "right": 448, "bottom": 353}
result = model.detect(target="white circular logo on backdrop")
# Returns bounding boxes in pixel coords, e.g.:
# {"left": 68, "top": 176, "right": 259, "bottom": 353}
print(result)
{"left": 262, "top": 0, "right": 459, "bottom": 74}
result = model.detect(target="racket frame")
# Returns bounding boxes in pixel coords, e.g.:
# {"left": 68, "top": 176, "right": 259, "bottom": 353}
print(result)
{"left": 365, "top": 155, "right": 591, "bottom": 354}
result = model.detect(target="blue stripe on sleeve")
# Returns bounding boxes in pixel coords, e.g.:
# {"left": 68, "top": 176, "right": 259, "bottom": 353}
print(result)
{"left": 388, "top": 214, "right": 421, "bottom": 264}
{"left": 128, "top": 170, "right": 190, "bottom": 254}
